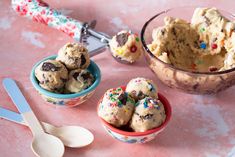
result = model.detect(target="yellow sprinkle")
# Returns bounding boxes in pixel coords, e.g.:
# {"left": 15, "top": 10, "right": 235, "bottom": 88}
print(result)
{"left": 116, "top": 49, "right": 124, "bottom": 55}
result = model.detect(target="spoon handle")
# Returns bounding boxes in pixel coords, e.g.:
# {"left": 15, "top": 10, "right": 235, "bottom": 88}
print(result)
{"left": 3, "top": 78, "right": 44, "bottom": 135}
{"left": 0, "top": 107, "right": 25, "bottom": 125}
{"left": 0, "top": 106, "right": 55, "bottom": 132}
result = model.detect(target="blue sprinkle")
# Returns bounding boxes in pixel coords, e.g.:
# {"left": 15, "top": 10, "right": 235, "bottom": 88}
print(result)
{"left": 200, "top": 42, "right": 207, "bottom": 49}
{"left": 144, "top": 101, "right": 148, "bottom": 108}
{"left": 53, "top": 11, "right": 60, "bottom": 16}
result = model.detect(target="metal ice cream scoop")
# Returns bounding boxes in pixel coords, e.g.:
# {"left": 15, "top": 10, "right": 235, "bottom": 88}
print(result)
{"left": 11, "top": 0, "right": 132, "bottom": 64}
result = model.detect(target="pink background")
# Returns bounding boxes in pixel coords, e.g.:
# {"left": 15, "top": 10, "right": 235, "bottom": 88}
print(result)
{"left": 1, "top": 0, "right": 235, "bottom": 157}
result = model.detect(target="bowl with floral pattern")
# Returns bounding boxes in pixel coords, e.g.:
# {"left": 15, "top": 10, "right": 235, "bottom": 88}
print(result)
{"left": 97, "top": 86, "right": 171, "bottom": 144}
{"left": 30, "top": 55, "right": 101, "bottom": 107}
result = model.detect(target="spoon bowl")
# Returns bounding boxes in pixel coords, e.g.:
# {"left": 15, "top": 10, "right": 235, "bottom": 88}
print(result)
{"left": 43, "top": 123, "right": 94, "bottom": 148}
{"left": 32, "top": 134, "right": 64, "bottom": 157}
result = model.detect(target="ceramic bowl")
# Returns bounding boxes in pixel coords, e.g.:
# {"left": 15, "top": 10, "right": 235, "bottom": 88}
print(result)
{"left": 97, "top": 87, "right": 171, "bottom": 144}
{"left": 30, "top": 55, "right": 101, "bottom": 107}
{"left": 141, "top": 6, "right": 235, "bottom": 94}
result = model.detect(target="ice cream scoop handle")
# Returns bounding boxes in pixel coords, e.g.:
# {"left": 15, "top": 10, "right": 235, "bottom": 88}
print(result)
{"left": 11, "top": 0, "right": 84, "bottom": 41}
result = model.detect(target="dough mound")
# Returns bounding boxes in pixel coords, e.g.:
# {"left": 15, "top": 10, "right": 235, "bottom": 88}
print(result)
{"left": 65, "top": 69, "right": 95, "bottom": 93}
{"left": 35, "top": 60, "right": 68, "bottom": 92}
{"left": 130, "top": 97, "right": 166, "bottom": 132}
{"left": 148, "top": 7, "right": 235, "bottom": 72}
{"left": 109, "top": 30, "right": 143, "bottom": 63}
{"left": 98, "top": 87, "right": 135, "bottom": 127}
{"left": 56, "top": 42, "right": 90, "bottom": 70}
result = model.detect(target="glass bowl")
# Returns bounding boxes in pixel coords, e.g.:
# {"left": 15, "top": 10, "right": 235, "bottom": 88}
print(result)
{"left": 141, "top": 6, "right": 235, "bottom": 94}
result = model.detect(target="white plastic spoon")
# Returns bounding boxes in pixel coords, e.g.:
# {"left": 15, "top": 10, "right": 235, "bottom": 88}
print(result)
{"left": 3, "top": 78, "right": 64, "bottom": 157}
{"left": 0, "top": 107, "right": 94, "bottom": 148}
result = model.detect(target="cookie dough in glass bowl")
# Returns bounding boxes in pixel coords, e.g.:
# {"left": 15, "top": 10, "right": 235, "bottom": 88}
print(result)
{"left": 141, "top": 6, "right": 235, "bottom": 94}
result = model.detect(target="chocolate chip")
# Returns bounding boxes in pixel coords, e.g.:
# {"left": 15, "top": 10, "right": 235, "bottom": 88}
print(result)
{"left": 73, "top": 72, "right": 80, "bottom": 80}
{"left": 60, "top": 77, "right": 67, "bottom": 83}
{"left": 139, "top": 114, "right": 154, "bottom": 120}
{"left": 172, "top": 27, "right": 177, "bottom": 36}
{"left": 143, "top": 114, "right": 154, "bottom": 120}
{"left": 116, "top": 33, "right": 128, "bottom": 47}
{"left": 67, "top": 43, "right": 73, "bottom": 47}
{"left": 209, "top": 66, "right": 218, "bottom": 72}
{"left": 137, "top": 91, "right": 145, "bottom": 99}
{"left": 160, "top": 29, "right": 165, "bottom": 35}
{"left": 194, "top": 41, "right": 200, "bottom": 48}
{"left": 41, "top": 62, "right": 60, "bottom": 72}
{"left": 80, "top": 54, "right": 86, "bottom": 66}
{"left": 204, "top": 16, "right": 211, "bottom": 26}
{"left": 118, "top": 93, "right": 127, "bottom": 105}
{"left": 213, "top": 37, "right": 218, "bottom": 42}
{"left": 131, "top": 90, "right": 136, "bottom": 96}
{"left": 81, "top": 72, "right": 91, "bottom": 80}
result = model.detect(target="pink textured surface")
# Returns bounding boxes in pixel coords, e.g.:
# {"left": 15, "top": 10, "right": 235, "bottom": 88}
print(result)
{"left": 0, "top": 0, "right": 235, "bottom": 157}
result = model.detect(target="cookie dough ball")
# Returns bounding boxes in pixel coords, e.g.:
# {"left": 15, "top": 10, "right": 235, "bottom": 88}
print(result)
{"left": 98, "top": 87, "right": 135, "bottom": 127}
{"left": 65, "top": 69, "right": 95, "bottom": 93}
{"left": 56, "top": 43, "right": 90, "bottom": 70}
{"left": 126, "top": 77, "right": 158, "bottom": 102}
{"left": 35, "top": 60, "right": 68, "bottom": 92}
{"left": 109, "top": 30, "right": 143, "bottom": 63}
{"left": 130, "top": 97, "right": 166, "bottom": 132}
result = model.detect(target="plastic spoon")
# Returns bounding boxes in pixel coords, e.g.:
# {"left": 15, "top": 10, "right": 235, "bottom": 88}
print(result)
{"left": 3, "top": 78, "right": 64, "bottom": 157}
{"left": 0, "top": 107, "right": 94, "bottom": 148}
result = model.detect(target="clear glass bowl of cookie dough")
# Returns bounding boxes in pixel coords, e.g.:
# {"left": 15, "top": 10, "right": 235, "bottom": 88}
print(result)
{"left": 141, "top": 6, "right": 235, "bottom": 94}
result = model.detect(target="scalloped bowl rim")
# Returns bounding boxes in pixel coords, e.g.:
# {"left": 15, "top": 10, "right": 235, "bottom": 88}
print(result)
{"left": 30, "top": 55, "right": 101, "bottom": 99}
{"left": 97, "top": 87, "right": 172, "bottom": 137}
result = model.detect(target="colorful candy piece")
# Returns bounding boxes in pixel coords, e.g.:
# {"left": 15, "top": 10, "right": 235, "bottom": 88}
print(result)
{"left": 211, "top": 43, "right": 218, "bottom": 49}
{"left": 200, "top": 42, "right": 207, "bottom": 49}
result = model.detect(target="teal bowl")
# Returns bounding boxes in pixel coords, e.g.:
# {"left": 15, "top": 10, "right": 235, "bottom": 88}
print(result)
{"left": 30, "top": 55, "right": 101, "bottom": 107}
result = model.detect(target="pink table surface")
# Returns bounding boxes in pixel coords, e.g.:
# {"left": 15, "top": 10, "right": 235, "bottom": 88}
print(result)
{"left": 1, "top": 0, "right": 235, "bottom": 157}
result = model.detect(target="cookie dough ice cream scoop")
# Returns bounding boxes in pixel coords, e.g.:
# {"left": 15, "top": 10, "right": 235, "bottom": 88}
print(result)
{"left": 109, "top": 30, "right": 143, "bottom": 63}
{"left": 98, "top": 87, "right": 135, "bottom": 127}
{"left": 130, "top": 97, "right": 166, "bottom": 132}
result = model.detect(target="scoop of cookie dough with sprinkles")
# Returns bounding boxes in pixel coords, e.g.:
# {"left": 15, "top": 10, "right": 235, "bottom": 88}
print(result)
{"left": 126, "top": 77, "right": 158, "bottom": 102}
{"left": 109, "top": 30, "right": 143, "bottom": 63}
{"left": 98, "top": 87, "right": 135, "bottom": 127}
{"left": 130, "top": 97, "right": 166, "bottom": 132}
